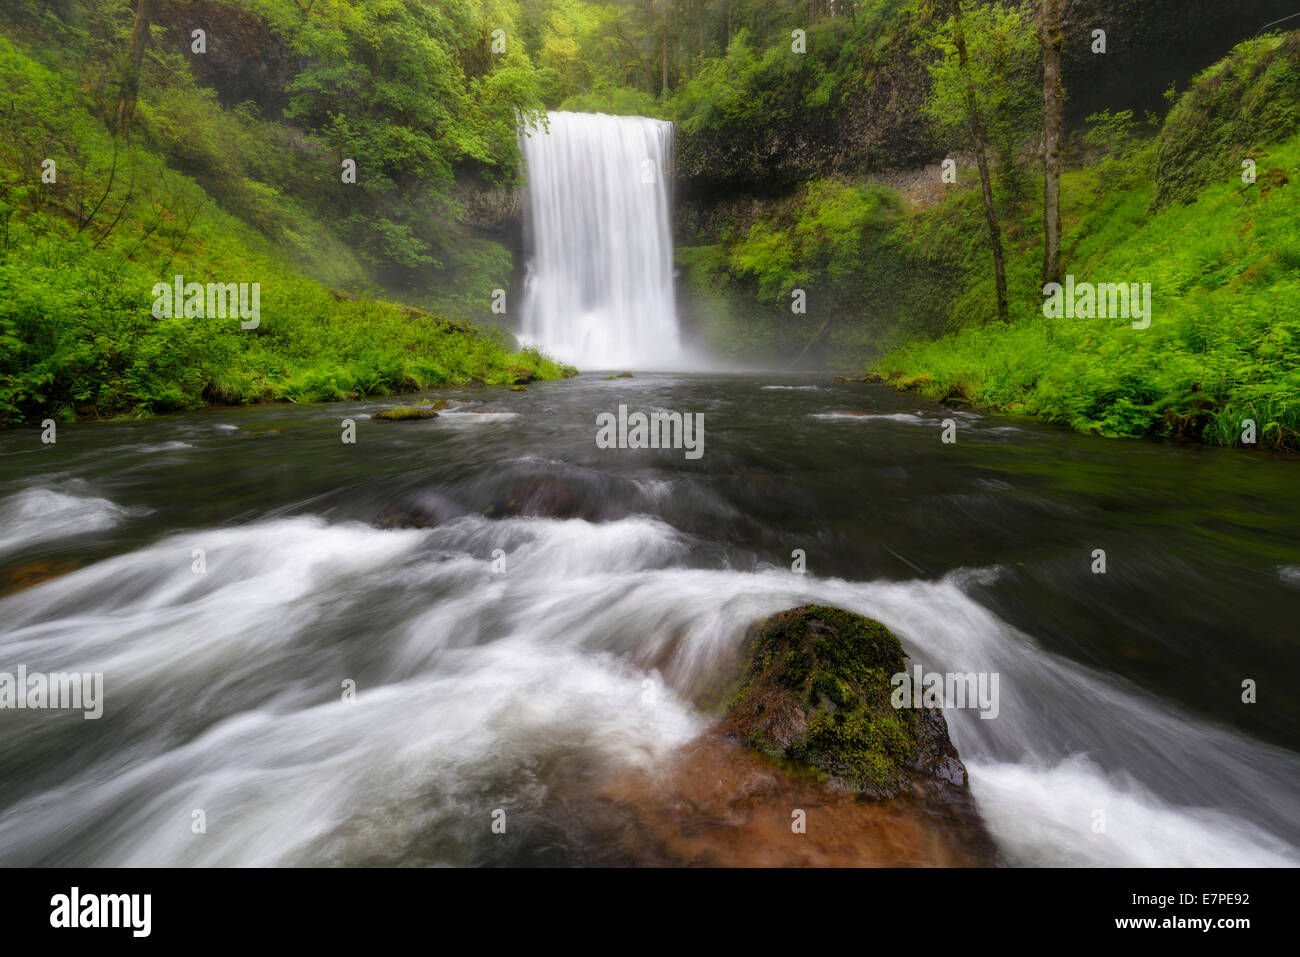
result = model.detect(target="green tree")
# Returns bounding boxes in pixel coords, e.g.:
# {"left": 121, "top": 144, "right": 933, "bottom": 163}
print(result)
{"left": 922, "top": 0, "right": 1039, "bottom": 320}
{"left": 1041, "top": 0, "right": 1063, "bottom": 284}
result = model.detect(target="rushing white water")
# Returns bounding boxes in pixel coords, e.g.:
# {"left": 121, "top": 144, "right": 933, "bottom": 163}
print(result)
{"left": 517, "top": 112, "right": 681, "bottom": 369}
{"left": 0, "top": 488, "right": 134, "bottom": 557}
{"left": 1, "top": 501, "right": 1297, "bottom": 866}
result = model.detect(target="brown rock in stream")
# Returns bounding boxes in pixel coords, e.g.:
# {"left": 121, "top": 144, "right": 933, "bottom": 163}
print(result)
{"left": 538, "top": 605, "right": 999, "bottom": 866}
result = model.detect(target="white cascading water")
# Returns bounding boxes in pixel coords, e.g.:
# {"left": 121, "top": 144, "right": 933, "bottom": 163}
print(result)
{"left": 517, "top": 112, "right": 681, "bottom": 369}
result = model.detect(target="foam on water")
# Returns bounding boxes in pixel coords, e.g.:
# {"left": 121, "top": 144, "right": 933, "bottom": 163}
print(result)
{"left": 1, "top": 511, "right": 1296, "bottom": 865}
{"left": 0, "top": 488, "right": 133, "bottom": 557}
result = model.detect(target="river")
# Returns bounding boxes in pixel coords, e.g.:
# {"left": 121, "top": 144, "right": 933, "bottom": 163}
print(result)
{"left": 0, "top": 373, "right": 1296, "bottom": 865}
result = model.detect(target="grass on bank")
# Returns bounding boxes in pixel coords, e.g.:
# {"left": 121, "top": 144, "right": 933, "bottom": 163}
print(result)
{"left": 0, "top": 36, "right": 569, "bottom": 427}
{"left": 876, "top": 128, "right": 1300, "bottom": 451}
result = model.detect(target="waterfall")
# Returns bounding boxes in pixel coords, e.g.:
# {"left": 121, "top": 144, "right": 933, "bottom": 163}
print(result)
{"left": 517, "top": 112, "right": 681, "bottom": 370}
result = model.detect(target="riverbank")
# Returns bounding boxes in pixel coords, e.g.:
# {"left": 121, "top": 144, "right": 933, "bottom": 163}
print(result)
{"left": 0, "top": 33, "right": 569, "bottom": 428}
{"left": 675, "top": 32, "right": 1300, "bottom": 453}
{"left": 870, "top": 126, "right": 1300, "bottom": 453}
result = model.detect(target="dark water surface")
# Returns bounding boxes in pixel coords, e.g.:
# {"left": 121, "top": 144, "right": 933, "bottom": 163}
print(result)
{"left": 0, "top": 373, "right": 1296, "bottom": 865}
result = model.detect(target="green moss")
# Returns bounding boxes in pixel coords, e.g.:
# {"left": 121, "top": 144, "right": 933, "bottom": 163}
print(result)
{"left": 372, "top": 406, "right": 439, "bottom": 421}
{"left": 894, "top": 373, "right": 935, "bottom": 392}
{"left": 731, "top": 605, "right": 920, "bottom": 796}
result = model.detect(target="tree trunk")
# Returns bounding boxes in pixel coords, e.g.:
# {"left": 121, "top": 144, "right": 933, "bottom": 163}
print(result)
{"left": 662, "top": 1, "right": 669, "bottom": 98}
{"left": 1041, "top": 0, "right": 1064, "bottom": 285}
{"left": 953, "top": 0, "right": 1009, "bottom": 321}
{"left": 646, "top": 0, "right": 654, "bottom": 93}
{"left": 113, "top": 0, "right": 154, "bottom": 135}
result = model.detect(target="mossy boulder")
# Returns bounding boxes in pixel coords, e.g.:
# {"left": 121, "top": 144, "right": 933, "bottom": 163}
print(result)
{"left": 722, "top": 606, "right": 975, "bottom": 810}
{"left": 894, "top": 373, "right": 934, "bottom": 392}
{"left": 506, "top": 365, "right": 536, "bottom": 385}
{"left": 372, "top": 406, "right": 439, "bottom": 421}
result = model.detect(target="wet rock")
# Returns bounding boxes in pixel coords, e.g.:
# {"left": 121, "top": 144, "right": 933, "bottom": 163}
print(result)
{"left": 484, "top": 477, "right": 579, "bottom": 519}
{"left": 372, "top": 505, "right": 439, "bottom": 530}
{"left": 721, "top": 605, "right": 995, "bottom": 857}
{"left": 464, "top": 377, "right": 486, "bottom": 389}
{"left": 509, "top": 385, "right": 527, "bottom": 392}
{"left": 372, "top": 407, "right": 439, "bottom": 421}
{"left": 860, "top": 373, "right": 884, "bottom": 383}
{"left": 506, "top": 365, "right": 536, "bottom": 385}
{"left": 0, "top": 558, "right": 82, "bottom": 596}
{"left": 556, "top": 733, "right": 993, "bottom": 867}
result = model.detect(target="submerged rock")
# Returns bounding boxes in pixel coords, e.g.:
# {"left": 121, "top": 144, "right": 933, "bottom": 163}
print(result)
{"left": 372, "top": 505, "right": 439, "bottom": 530}
{"left": 372, "top": 406, "right": 439, "bottom": 421}
{"left": 484, "top": 477, "right": 579, "bottom": 519}
{"left": 721, "top": 605, "right": 993, "bottom": 854}
{"left": 0, "top": 557, "right": 82, "bottom": 596}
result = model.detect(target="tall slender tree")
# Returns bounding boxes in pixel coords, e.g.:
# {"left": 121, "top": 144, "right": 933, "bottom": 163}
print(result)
{"left": 662, "top": 0, "right": 669, "bottom": 97}
{"left": 952, "top": 0, "right": 1009, "bottom": 321}
{"left": 1041, "top": 0, "right": 1064, "bottom": 284}
{"left": 113, "top": 0, "right": 154, "bottom": 134}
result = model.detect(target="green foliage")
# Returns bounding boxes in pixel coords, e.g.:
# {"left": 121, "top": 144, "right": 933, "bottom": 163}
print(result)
{"left": 878, "top": 129, "right": 1300, "bottom": 451}
{"left": 679, "top": 176, "right": 958, "bottom": 363}
{"left": 0, "top": 35, "right": 565, "bottom": 426}
{"left": 559, "top": 85, "right": 665, "bottom": 117}
{"left": 919, "top": 0, "right": 1040, "bottom": 199}
{"left": 3, "top": 0, "right": 549, "bottom": 306}
{"left": 731, "top": 179, "right": 902, "bottom": 301}
{"left": 671, "top": 27, "right": 839, "bottom": 140}
{"left": 1155, "top": 31, "right": 1300, "bottom": 208}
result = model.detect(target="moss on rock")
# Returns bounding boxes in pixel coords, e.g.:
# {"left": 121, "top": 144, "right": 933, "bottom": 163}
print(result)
{"left": 372, "top": 406, "right": 439, "bottom": 421}
{"left": 723, "top": 605, "right": 971, "bottom": 805}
